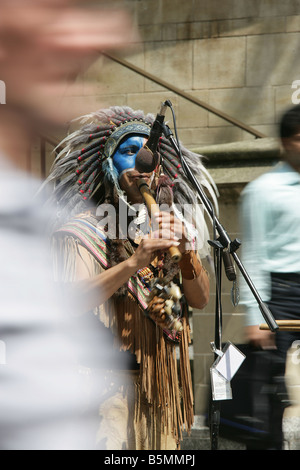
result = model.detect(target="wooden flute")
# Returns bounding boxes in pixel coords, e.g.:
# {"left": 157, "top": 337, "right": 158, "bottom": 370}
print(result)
{"left": 136, "top": 177, "right": 182, "bottom": 263}
{"left": 260, "top": 320, "right": 300, "bottom": 331}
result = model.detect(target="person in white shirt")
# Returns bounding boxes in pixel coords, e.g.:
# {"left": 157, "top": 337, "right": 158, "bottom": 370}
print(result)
{"left": 240, "top": 104, "right": 300, "bottom": 449}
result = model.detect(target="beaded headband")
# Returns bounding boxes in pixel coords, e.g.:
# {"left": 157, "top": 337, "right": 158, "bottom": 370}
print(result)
{"left": 103, "top": 120, "right": 151, "bottom": 160}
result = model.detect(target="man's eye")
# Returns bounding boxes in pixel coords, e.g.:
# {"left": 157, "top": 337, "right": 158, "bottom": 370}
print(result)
{"left": 121, "top": 146, "right": 138, "bottom": 155}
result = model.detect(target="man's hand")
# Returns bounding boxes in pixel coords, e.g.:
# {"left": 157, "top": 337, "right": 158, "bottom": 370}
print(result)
{"left": 246, "top": 324, "right": 276, "bottom": 350}
{"left": 152, "top": 211, "right": 188, "bottom": 253}
{"left": 131, "top": 237, "right": 180, "bottom": 271}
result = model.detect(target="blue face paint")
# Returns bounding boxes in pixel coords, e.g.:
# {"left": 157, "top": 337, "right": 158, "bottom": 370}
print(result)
{"left": 112, "top": 135, "right": 146, "bottom": 179}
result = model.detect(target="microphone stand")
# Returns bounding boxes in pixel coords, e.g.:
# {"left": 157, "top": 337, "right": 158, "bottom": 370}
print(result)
{"left": 161, "top": 122, "right": 278, "bottom": 450}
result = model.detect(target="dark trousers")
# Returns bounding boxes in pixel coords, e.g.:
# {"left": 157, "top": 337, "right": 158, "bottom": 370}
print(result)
{"left": 249, "top": 273, "right": 300, "bottom": 449}
{"left": 269, "top": 273, "right": 300, "bottom": 363}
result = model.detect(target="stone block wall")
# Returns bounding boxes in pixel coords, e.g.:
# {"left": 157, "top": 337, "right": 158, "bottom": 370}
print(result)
{"left": 33, "top": 0, "right": 300, "bottom": 174}
{"left": 49, "top": 0, "right": 300, "bottom": 153}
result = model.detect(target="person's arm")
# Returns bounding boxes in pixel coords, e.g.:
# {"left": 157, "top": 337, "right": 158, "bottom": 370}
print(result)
{"left": 239, "top": 182, "right": 275, "bottom": 348}
{"left": 68, "top": 237, "right": 181, "bottom": 314}
{"left": 180, "top": 251, "right": 210, "bottom": 309}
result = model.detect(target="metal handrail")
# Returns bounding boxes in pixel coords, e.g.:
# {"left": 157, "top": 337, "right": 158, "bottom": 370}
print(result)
{"left": 103, "top": 52, "right": 266, "bottom": 139}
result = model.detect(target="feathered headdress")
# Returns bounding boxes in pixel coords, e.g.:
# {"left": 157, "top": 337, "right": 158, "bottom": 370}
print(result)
{"left": 43, "top": 105, "right": 218, "bottom": 256}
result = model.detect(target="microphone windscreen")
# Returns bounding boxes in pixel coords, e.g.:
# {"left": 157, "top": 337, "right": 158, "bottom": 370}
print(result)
{"left": 135, "top": 147, "right": 159, "bottom": 173}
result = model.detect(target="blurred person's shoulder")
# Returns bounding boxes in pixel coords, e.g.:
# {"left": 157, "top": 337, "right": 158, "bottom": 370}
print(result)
{"left": 0, "top": 156, "right": 38, "bottom": 213}
{"left": 0, "top": 152, "right": 56, "bottom": 233}
{"left": 242, "top": 162, "right": 287, "bottom": 198}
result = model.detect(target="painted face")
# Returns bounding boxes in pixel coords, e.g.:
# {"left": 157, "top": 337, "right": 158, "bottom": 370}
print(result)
{"left": 112, "top": 135, "right": 147, "bottom": 180}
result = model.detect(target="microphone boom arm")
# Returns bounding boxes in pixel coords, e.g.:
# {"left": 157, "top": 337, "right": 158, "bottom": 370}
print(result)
{"left": 145, "top": 101, "right": 169, "bottom": 154}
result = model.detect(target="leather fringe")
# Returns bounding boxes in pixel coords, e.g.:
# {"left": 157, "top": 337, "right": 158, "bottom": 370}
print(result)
{"left": 113, "top": 294, "right": 194, "bottom": 444}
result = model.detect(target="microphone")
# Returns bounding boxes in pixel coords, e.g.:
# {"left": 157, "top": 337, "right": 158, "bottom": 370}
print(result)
{"left": 135, "top": 101, "right": 168, "bottom": 173}
{"left": 222, "top": 249, "right": 236, "bottom": 281}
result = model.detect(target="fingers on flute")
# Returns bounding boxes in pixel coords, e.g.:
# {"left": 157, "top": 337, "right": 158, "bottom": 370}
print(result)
{"left": 139, "top": 238, "right": 180, "bottom": 258}
{"left": 151, "top": 229, "right": 179, "bottom": 241}
{"left": 153, "top": 212, "right": 184, "bottom": 240}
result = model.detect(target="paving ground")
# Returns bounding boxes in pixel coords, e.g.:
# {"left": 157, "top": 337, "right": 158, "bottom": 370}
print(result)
{"left": 181, "top": 414, "right": 300, "bottom": 450}
{"left": 181, "top": 343, "right": 300, "bottom": 451}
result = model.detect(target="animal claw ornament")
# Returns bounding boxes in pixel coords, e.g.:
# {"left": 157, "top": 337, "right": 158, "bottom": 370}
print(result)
{"left": 147, "top": 279, "right": 183, "bottom": 334}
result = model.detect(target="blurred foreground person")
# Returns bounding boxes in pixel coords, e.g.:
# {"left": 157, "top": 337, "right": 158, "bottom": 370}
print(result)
{"left": 0, "top": 0, "right": 136, "bottom": 127}
{"left": 43, "top": 105, "right": 218, "bottom": 449}
{"left": 0, "top": 154, "right": 92, "bottom": 449}
{"left": 240, "top": 104, "right": 300, "bottom": 449}
{"left": 0, "top": 0, "right": 136, "bottom": 450}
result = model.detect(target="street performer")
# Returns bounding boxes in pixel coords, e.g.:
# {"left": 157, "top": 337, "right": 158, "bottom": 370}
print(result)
{"left": 43, "top": 105, "right": 218, "bottom": 450}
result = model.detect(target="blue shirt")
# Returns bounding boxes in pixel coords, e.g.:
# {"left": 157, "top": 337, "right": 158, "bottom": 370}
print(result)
{"left": 239, "top": 162, "right": 300, "bottom": 325}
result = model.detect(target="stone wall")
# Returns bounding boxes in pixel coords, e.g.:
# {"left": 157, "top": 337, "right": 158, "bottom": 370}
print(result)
{"left": 34, "top": 0, "right": 300, "bottom": 174}
{"left": 47, "top": 0, "right": 300, "bottom": 154}
{"left": 31, "top": 0, "right": 300, "bottom": 420}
